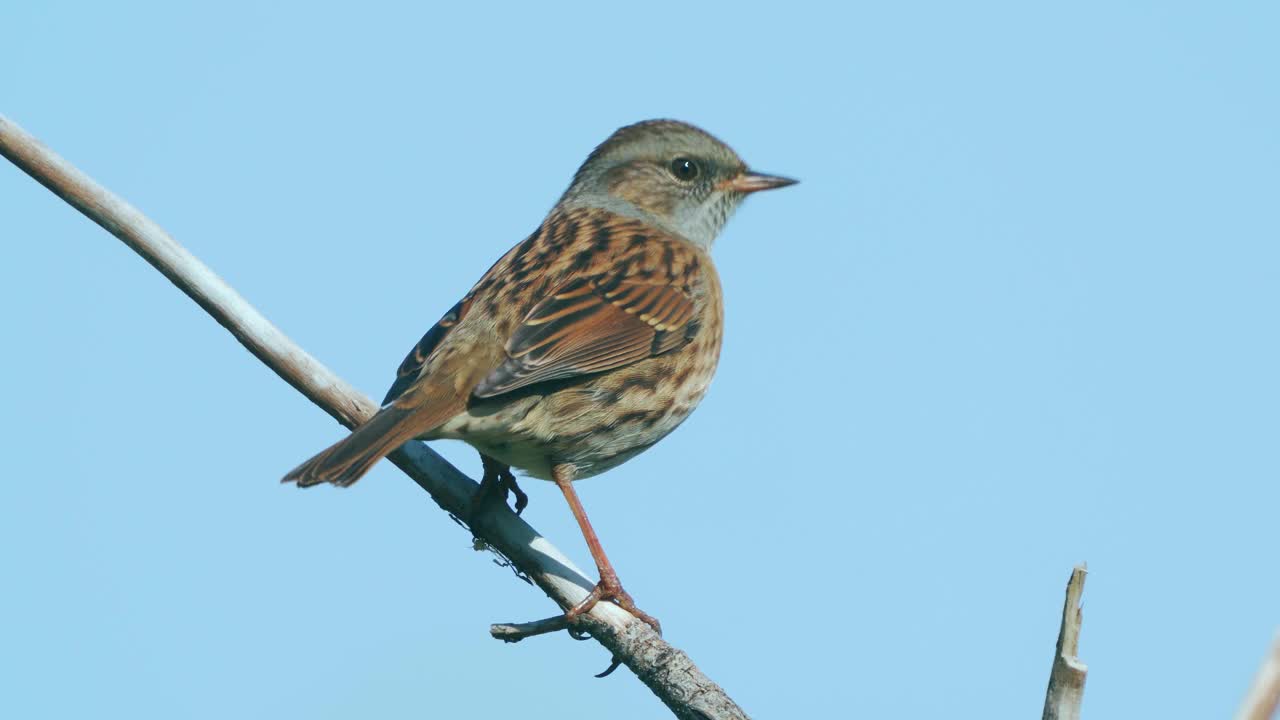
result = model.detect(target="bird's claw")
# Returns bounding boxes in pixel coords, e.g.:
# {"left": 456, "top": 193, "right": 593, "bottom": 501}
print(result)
{"left": 501, "top": 467, "right": 528, "bottom": 516}
{"left": 471, "top": 456, "right": 528, "bottom": 528}
{"left": 564, "top": 575, "right": 662, "bottom": 636}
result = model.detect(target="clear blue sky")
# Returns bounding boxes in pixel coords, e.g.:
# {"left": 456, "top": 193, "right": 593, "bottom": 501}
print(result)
{"left": 2, "top": 3, "right": 1277, "bottom": 718}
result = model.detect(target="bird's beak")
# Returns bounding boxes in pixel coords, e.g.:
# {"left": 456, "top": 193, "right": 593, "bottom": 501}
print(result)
{"left": 721, "top": 171, "right": 799, "bottom": 194}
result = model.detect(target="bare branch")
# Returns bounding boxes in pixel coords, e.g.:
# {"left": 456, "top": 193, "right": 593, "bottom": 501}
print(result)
{"left": 491, "top": 615, "right": 573, "bottom": 643}
{"left": 1236, "top": 632, "right": 1280, "bottom": 720}
{"left": 0, "top": 113, "right": 750, "bottom": 720}
{"left": 1043, "top": 563, "right": 1088, "bottom": 720}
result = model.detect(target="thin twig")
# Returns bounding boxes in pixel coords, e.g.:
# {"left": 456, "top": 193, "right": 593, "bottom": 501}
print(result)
{"left": 1235, "top": 632, "right": 1280, "bottom": 720}
{"left": 490, "top": 615, "right": 573, "bottom": 643}
{"left": 0, "top": 113, "right": 750, "bottom": 720}
{"left": 1042, "top": 563, "right": 1088, "bottom": 720}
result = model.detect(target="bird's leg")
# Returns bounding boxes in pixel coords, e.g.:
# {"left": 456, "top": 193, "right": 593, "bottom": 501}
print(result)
{"left": 470, "top": 454, "right": 528, "bottom": 529}
{"left": 552, "top": 463, "right": 661, "bottom": 635}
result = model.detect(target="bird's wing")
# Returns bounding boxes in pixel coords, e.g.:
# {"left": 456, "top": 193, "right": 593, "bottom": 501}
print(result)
{"left": 382, "top": 298, "right": 469, "bottom": 405}
{"left": 473, "top": 271, "right": 698, "bottom": 399}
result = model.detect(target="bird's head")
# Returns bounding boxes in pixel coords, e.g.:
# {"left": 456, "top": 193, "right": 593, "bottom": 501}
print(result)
{"left": 559, "top": 119, "right": 796, "bottom": 248}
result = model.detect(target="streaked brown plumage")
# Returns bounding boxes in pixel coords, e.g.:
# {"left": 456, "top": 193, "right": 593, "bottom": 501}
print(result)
{"left": 283, "top": 119, "right": 795, "bottom": 629}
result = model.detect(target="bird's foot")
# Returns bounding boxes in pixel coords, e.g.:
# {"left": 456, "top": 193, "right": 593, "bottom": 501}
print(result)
{"left": 471, "top": 456, "right": 528, "bottom": 530}
{"left": 499, "top": 466, "right": 528, "bottom": 515}
{"left": 564, "top": 570, "right": 662, "bottom": 636}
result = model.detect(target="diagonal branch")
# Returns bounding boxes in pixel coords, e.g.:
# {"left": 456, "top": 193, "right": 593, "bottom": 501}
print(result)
{"left": 0, "top": 113, "right": 749, "bottom": 720}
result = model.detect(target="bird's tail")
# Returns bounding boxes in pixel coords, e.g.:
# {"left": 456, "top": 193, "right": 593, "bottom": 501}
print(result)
{"left": 281, "top": 399, "right": 452, "bottom": 488}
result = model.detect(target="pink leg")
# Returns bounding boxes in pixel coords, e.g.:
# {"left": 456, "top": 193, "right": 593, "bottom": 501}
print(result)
{"left": 553, "top": 463, "right": 660, "bottom": 634}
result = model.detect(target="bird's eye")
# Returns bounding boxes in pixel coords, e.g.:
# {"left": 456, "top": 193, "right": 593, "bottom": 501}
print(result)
{"left": 670, "top": 157, "right": 700, "bottom": 182}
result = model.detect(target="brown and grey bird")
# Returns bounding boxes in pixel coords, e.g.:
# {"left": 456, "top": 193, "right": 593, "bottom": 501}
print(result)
{"left": 282, "top": 119, "right": 795, "bottom": 629}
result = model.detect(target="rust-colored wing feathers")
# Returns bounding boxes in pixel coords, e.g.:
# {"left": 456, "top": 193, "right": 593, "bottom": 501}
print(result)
{"left": 473, "top": 275, "right": 696, "bottom": 398}
{"left": 599, "top": 279, "right": 697, "bottom": 331}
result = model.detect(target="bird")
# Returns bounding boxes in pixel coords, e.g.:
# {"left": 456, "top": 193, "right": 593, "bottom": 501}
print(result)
{"left": 282, "top": 119, "right": 795, "bottom": 630}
